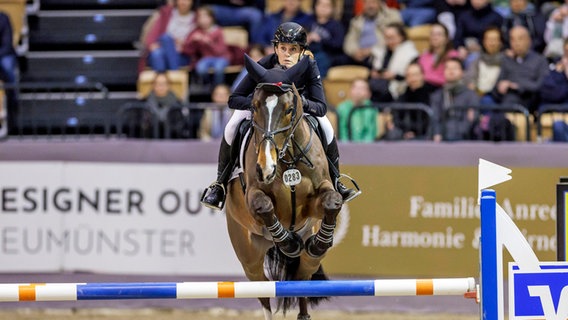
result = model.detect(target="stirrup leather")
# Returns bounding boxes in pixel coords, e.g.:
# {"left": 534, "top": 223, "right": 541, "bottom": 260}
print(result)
{"left": 200, "top": 182, "right": 227, "bottom": 210}
{"left": 336, "top": 173, "right": 362, "bottom": 203}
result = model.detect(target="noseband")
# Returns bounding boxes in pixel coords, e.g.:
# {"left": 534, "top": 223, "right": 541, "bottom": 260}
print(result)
{"left": 251, "top": 83, "right": 307, "bottom": 163}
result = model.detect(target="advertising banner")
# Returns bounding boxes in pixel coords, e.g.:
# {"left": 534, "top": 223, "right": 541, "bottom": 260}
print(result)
{"left": 0, "top": 162, "right": 244, "bottom": 275}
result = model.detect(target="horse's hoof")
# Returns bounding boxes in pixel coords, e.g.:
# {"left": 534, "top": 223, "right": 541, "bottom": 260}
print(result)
{"left": 278, "top": 231, "right": 304, "bottom": 258}
{"left": 322, "top": 190, "right": 342, "bottom": 212}
{"left": 297, "top": 314, "right": 311, "bottom": 320}
{"left": 305, "top": 234, "right": 332, "bottom": 258}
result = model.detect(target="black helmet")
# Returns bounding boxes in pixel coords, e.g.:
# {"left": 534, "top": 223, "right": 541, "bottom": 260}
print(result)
{"left": 271, "top": 22, "right": 308, "bottom": 48}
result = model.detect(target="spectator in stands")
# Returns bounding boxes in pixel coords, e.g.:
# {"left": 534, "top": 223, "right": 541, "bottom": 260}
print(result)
{"left": 464, "top": 26, "right": 504, "bottom": 105}
{"left": 142, "top": 0, "right": 196, "bottom": 72}
{"left": 369, "top": 23, "right": 418, "bottom": 102}
{"left": 417, "top": 23, "right": 459, "bottom": 88}
{"left": 258, "top": 0, "right": 311, "bottom": 51}
{"left": 337, "top": 78, "right": 378, "bottom": 142}
{"left": 453, "top": 0, "right": 503, "bottom": 67}
{"left": 198, "top": 0, "right": 264, "bottom": 45}
{"left": 0, "top": 11, "right": 18, "bottom": 132}
{"left": 231, "top": 44, "right": 266, "bottom": 91}
{"left": 342, "top": 0, "right": 402, "bottom": 69}
{"left": 501, "top": 0, "right": 546, "bottom": 53}
{"left": 392, "top": 62, "right": 437, "bottom": 139}
{"left": 431, "top": 57, "right": 480, "bottom": 141}
{"left": 492, "top": 26, "right": 549, "bottom": 115}
{"left": 143, "top": 72, "right": 183, "bottom": 123}
{"left": 539, "top": 38, "right": 568, "bottom": 142}
{"left": 200, "top": 84, "right": 233, "bottom": 140}
{"left": 183, "top": 6, "right": 231, "bottom": 87}
{"left": 434, "top": 0, "right": 471, "bottom": 40}
{"left": 305, "top": 0, "right": 346, "bottom": 77}
{"left": 543, "top": 2, "right": 568, "bottom": 60}
{"left": 399, "top": 0, "right": 437, "bottom": 27}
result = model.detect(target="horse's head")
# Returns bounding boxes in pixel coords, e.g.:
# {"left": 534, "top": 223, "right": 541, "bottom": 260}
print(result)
{"left": 245, "top": 54, "right": 309, "bottom": 184}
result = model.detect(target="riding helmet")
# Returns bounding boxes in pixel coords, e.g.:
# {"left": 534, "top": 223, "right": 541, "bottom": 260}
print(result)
{"left": 271, "top": 22, "right": 308, "bottom": 48}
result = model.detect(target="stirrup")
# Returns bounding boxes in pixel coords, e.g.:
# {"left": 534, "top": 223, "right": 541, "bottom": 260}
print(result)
{"left": 336, "top": 173, "right": 362, "bottom": 203}
{"left": 200, "top": 182, "right": 226, "bottom": 210}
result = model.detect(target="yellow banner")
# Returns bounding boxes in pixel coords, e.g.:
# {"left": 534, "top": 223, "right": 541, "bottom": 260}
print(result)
{"left": 325, "top": 166, "right": 564, "bottom": 278}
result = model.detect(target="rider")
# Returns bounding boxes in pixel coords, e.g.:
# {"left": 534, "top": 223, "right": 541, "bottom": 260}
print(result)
{"left": 201, "top": 22, "right": 360, "bottom": 210}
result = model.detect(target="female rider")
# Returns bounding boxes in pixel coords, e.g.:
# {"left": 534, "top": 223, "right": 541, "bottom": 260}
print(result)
{"left": 201, "top": 22, "right": 360, "bottom": 210}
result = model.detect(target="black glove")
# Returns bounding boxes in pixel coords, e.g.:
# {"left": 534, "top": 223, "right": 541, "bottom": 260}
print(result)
{"left": 300, "top": 94, "right": 309, "bottom": 111}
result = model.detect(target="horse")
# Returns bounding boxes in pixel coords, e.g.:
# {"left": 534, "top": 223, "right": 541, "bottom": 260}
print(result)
{"left": 224, "top": 55, "right": 343, "bottom": 320}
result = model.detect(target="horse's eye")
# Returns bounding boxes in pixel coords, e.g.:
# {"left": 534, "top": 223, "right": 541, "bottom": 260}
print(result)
{"left": 285, "top": 107, "right": 294, "bottom": 115}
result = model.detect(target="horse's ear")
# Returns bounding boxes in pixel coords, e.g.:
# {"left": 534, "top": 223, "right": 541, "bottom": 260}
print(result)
{"left": 285, "top": 56, "right": 310, "bottom": 84}
{"left": 244, "top": 54, "right": 267, "bottom": 83}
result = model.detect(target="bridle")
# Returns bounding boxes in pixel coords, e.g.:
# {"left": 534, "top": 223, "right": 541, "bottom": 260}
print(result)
{"left": 250, "top": 83, "right": 314, "bottom": 169}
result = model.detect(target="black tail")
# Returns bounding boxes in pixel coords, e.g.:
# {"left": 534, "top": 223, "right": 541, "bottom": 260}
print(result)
{"left": 265, "top": 246, "right": 330, "bottom": 315}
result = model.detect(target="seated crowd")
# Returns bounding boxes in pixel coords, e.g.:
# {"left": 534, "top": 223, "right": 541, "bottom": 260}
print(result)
{"left": 136, "top": 0, "right": 568, "bottom": 142}
{"left": 4, "top": 0, "right": 564, "bottom": 141}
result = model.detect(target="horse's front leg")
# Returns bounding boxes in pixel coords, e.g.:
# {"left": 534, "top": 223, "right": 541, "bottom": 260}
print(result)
{"left": 247, "top": 188, "right": 304, "bottom": 258}
{"left": 305, "top": 186, "right": 343, "bottom": 258}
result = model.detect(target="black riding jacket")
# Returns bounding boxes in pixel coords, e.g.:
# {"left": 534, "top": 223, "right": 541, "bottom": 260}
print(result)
{"left": 228, "top": 53, "right": 328, "bottom": 117}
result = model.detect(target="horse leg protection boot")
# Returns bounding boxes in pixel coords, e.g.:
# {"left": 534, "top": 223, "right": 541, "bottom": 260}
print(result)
{"left": 326, "top": 138, "right": 361, "bottom": 203}
{"left": 201, "top": 138, "right": 233, "bottom": 210}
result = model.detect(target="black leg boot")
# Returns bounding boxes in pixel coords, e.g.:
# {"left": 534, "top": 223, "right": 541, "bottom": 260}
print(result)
{"left": 326, "top": 138, "right": 361, "bottom": 203}
{"left": 200, "top": 138, "right": 233, "bottom": 210}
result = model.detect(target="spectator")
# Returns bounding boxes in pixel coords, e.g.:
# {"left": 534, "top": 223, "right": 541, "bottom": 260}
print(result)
{"left": 231, "top": 44, "right": 266, "bottom": 91}
{"left": 183, "top": 6, "right": 231, "bottom": 87}
{"left": 453, "top": 0, "right": 503, "bottom": 66}
{"left": 337, "top": 78, "right": 378, "bottom": 142}
{"left": 258, "top": 0, "right": 311, "bottom": 51}
{"left": 305, "top": 0, "right": 346, "bottom": 77}
{"left": 492, "top": 26, "right": 549, "bottom": 115}
{"left": 342, "top": 0, "right": 402, "bottom": 68}
{"left": 464, "top": 26, "right": 504, "bottom": 105}
{"left": 393, "top": 62, "right": 437, "bottom": 139}
{"left": 143, "top": 72, "right": 183, "bottom": 124}
{"left": 0, "top": 11, "right": 18, "bottom": 132}
{"left": 543, "top": 1, "right": 568, "bottom": 60}
{"left": 539, "top": 39, "right": 568, "bottom": 142}
{"left": 417, "top": 23, "right": 459, "bottom": 88}
{"left": 434, "top": 0, "right": 470, "bottom": 40}
{"left": 369, "top": 23, "right": 418, "bottom": 102}
{"left": 142, "top": 0, "right": 196, "bottom": 72}
{"left": 399, "top": 0, "right": 437, "bottom": 27}
{"left": 198, "top": 0, "right": 264, "bottom": 45}
{"left": 501, "top": 0, "right": 546, "bottom": 53}
{"left": 430, "top": 57, "right": 480, "bottom": 141}
{"left": 200, "top": 84, "right": 233, "bottom": 140}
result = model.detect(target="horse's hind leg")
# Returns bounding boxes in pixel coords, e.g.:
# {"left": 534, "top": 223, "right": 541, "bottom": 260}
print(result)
{"left": 305, "top": 189, "right": 343, "bottom": 258}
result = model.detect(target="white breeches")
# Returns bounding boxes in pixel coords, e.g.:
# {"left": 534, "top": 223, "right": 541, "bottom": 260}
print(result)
{"left": 224, "top": 109, "right": 335, "bottom": 146}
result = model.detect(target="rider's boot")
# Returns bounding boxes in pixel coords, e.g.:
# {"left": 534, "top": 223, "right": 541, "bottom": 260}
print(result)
{"left": 326, "top": 138, "right": 361, "bottom": 203}
{"left": 200, "top": 138, "right": 233, "bottom": 210}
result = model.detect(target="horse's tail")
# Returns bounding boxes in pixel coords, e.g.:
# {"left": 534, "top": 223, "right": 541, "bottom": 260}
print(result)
{"left": 265, "top": 246, "right": 329, "bottom": 315}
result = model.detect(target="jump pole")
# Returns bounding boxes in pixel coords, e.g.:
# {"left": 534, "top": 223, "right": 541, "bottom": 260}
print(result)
{"left": 0, "top": 278, "right": 476, "bottom": 302}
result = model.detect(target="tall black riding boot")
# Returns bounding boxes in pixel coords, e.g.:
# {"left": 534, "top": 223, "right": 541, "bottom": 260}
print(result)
{"left": 326, "top": 138, "right": 361, "bottom": 203}
{"left": 200, "top": 138, "right": 233, "bottom": 210}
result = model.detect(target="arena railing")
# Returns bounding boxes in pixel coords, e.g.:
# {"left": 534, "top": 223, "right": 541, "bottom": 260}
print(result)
{"left": 536, "top": 104, "right": 568, "bottom": 142}
{"left": 444, "top": 104, "right": 531, "bottom": 142}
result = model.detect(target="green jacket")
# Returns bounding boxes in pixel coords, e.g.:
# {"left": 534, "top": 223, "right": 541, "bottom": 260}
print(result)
{"left": 337, "top": 99, "right": 378, "bottom": 142}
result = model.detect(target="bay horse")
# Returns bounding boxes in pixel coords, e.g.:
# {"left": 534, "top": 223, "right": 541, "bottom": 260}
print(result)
{"left": 224, "top": 55, "right": 343, "bottom": 320}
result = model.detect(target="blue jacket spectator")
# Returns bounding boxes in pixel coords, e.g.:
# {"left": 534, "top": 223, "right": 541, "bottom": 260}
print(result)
{"left": 0, "top": 12, "right": 17, "bottom": 84}
{"left": 399, "top": 0, "right": 437, "bottom": 27}
{"left": 259, "top": 0, "right": 310, "bottom": 48}
{"left": 305, "top": 0, "right": 345, "bottom": 77}
{"left": 454, "top": 0, "right": 503, "bottom": 49}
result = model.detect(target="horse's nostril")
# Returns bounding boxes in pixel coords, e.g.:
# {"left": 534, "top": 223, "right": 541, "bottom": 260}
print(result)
{"left": 256, "top": 164, "right": 263, "bottom": 179}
